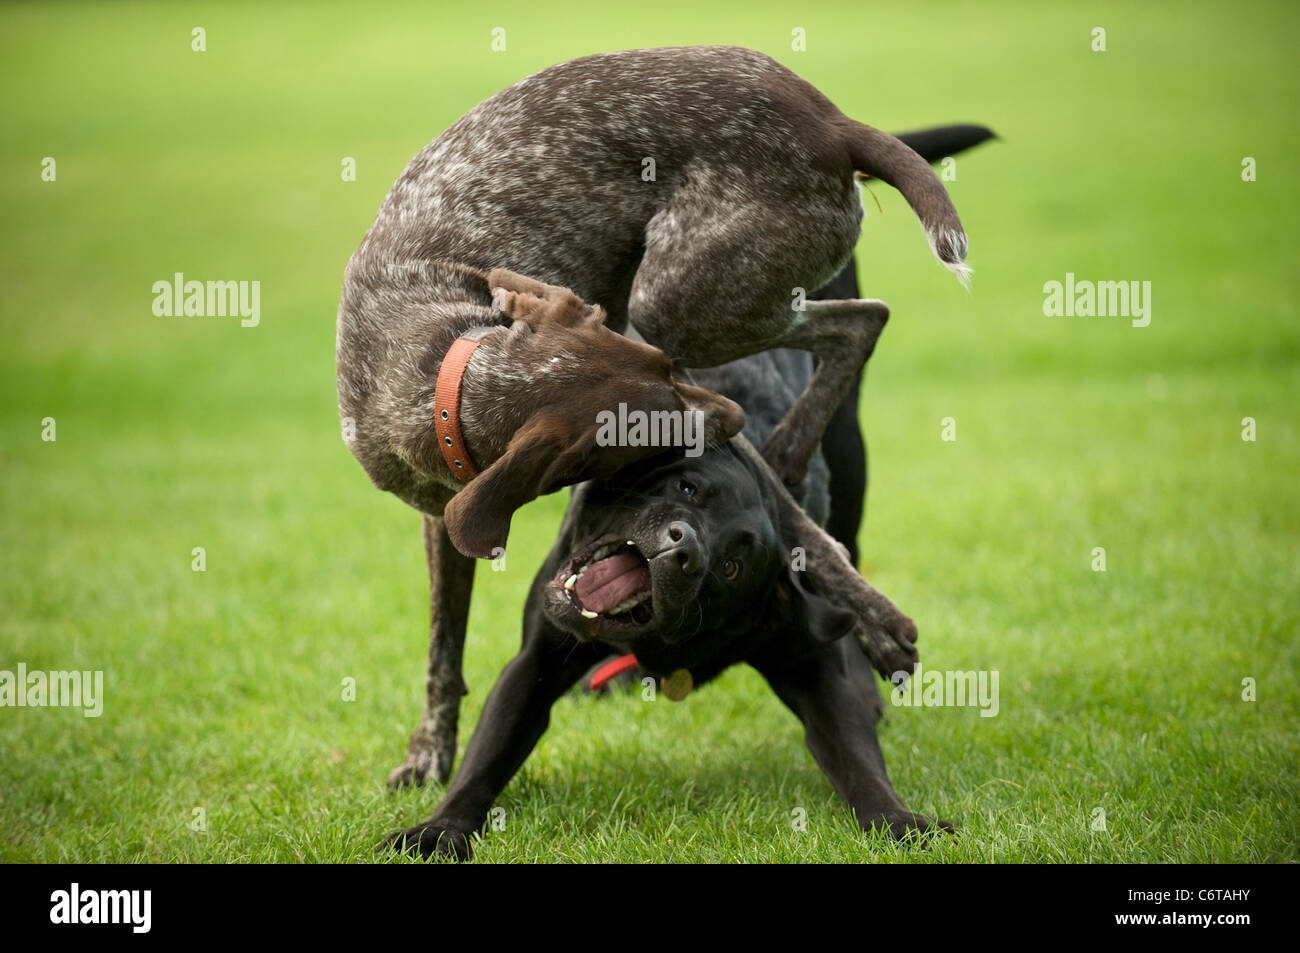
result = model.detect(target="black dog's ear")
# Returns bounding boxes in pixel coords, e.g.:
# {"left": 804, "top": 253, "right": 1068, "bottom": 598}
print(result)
{"left": 782, "top": 555, "right": 859, "bottom": 645}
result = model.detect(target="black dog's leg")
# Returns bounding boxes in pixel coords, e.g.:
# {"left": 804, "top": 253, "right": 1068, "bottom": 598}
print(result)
{"left": 822, "top": 374, "right": 866, "bottom": 565}
{"left": 387, "top": 514, "right": 476, "bottom": 788}
{"left": 384, "top": 631, "right": 605, "bottom": 860}
{"left": 749, "top": 637, "right": 953, "bottom": 840}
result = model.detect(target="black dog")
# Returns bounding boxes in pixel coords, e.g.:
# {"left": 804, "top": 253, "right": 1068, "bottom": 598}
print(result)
{"left": 386, "top": 259, "right": 956, "bottom": 860}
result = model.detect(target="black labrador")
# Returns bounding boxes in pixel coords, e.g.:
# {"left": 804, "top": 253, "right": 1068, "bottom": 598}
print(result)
{"left": 386, "top": 261, "right": 953, "bottom": 860}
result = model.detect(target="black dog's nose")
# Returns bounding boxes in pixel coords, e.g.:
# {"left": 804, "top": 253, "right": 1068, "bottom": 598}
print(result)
{"left": 663, "top": 520, "right": 703, "bottom": 575}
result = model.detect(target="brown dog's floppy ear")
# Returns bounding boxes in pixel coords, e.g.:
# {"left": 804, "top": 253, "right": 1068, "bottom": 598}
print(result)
{"left": 674, "top": 379, "right": 746, "bottom": 447}
{"left": 580, "top": 301, "right": 609, "bottom": 326}
{"left": 490, "top": 288, "right": 554, "bottom": 328}
{"left": 443, "top": 417, "right": 596, "bottom": 559}
{"left": 487, "top": 268, "right": 579, "bottom": 302}
{"left": 443, "top": 417, "right": 565, "bottom": 559}
{"left": 488, "top": 269, "right": 604, "bottom": 330}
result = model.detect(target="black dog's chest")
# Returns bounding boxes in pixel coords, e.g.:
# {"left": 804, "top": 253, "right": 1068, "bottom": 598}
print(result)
{"left": 620, "top": 626, "right": 774, "bottom": 692}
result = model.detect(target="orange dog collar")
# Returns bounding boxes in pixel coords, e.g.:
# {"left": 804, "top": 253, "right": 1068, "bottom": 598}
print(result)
{"left": 433, "top": 337, "right": 483, "bottom": 480}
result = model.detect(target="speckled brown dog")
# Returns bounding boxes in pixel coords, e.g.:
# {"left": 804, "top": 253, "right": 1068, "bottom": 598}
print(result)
{"left": 336, "top": 46, "right": 975, "bottom": 792}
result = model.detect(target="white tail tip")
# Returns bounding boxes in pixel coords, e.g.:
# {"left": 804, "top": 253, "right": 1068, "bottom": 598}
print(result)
{"left": 925, "top": 224, "right": 973, "bottom": 291}
{"left": 946, "top": 259, "right": 974, "bottom": 290}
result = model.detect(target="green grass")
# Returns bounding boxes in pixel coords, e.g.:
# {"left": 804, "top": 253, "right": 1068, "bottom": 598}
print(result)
{"left": 1, "top": 0, "right": 1297, "bottom": 863}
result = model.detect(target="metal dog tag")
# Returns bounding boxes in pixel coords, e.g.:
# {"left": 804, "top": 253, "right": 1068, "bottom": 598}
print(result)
{"left": 663, "top": 669, "right": 693, "bottom": 702}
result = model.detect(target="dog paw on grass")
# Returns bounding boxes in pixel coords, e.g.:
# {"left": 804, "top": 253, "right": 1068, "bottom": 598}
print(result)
{"left": 863, "top": 810, "right": 956, "bottom": 844}
{"left": 382, "top": 821, "right": 476, "bottom": 862}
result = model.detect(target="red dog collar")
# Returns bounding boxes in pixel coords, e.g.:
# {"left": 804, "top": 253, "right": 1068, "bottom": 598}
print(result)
{"left": 433, "top": 337, "right": 483, "bottom": 480}
{"left": 589, "top": 654, "right": 640, "bottom": 691}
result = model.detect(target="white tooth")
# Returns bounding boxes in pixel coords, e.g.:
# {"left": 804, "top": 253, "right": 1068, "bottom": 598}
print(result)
{"left": 608, "top": 590, "right": 652, "bottom": 615}
{"left": 626, "top": 540, "right": 636, "bottom": 547}
{"left": 564, "top": 574, "right": 578, "bottom": 590}
{"left": 580, "top": 609, "right": 598, "bottom": 619}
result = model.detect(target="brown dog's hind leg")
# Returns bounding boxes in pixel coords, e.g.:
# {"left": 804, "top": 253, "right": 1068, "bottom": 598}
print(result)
{"left": 626, "top": 172, "right": 875, "bottom": 486}
{"left": 386, "top": 514, "right": 476, "bottom": 788}
{"left": 758, "top": 297, "right": 889, "bottom": 485}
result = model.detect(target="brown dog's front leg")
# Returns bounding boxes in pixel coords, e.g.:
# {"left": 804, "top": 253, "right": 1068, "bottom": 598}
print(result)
{"left": 734, "top": 436, "right": 919, "bottom": 681}
{"left": 387, "top": 513, "right": 476, "bottom": 788}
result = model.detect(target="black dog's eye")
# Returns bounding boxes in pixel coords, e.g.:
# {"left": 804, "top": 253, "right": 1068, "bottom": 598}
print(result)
{"left": 722, "top": 559, "right": 741, "bottom": 581}
{"left": 678, "top": 480, "right": 698, "bottom": 498}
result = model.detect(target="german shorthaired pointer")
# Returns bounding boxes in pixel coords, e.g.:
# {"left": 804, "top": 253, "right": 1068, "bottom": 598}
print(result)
{"left": 336, "top": 46, "right": 982, "bottom": 792}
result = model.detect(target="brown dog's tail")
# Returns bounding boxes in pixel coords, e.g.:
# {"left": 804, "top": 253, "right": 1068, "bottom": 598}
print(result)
{"left": 842, "top": 120, "right": 973, "bottom": 288}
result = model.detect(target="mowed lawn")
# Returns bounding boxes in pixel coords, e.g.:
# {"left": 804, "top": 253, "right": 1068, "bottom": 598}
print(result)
{"left": 1, "top": 0, "right": 1296, "bottom": 863}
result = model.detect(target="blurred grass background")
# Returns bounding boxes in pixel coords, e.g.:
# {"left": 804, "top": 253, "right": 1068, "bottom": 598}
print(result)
{"left": 1, "top": 0, "right": 1296, "bottom": 862}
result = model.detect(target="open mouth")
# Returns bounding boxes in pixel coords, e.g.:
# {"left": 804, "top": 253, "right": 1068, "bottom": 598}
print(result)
{"left": 557, "top": 538, "right": 654, "bottom": 628}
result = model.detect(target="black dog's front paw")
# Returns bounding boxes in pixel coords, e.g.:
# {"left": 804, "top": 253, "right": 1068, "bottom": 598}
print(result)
{"left": 863, "top": 810, "right": 955, "bottom": 843}
{"left": 382, "top": 821, "right": 475, "bottom": 861}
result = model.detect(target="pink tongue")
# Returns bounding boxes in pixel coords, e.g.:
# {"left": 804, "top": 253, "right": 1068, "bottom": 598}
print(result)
{"left": 575, "top": 551, "right": 650, "bottom": 614}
